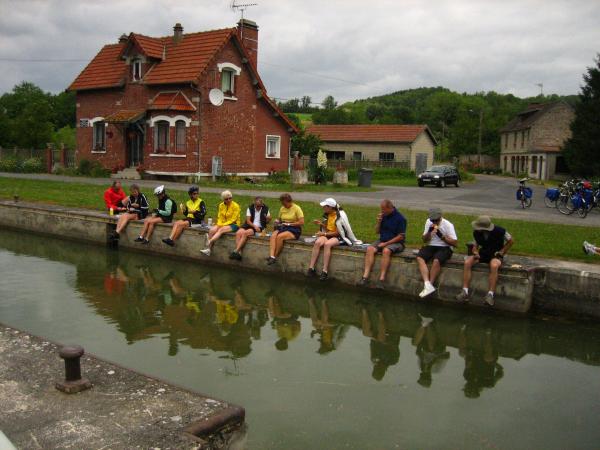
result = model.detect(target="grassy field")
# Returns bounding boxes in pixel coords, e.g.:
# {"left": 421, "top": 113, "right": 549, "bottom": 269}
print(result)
{"left": 1, "top": 177, "right": 599, "bottom": 262}
{"left": 348, "top": 167, "right": 475, "bottom": 187}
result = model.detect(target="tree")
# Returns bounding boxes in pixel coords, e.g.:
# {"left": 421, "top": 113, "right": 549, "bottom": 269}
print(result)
{"left": 291, "top": 130, "right": 322, "bottom": 156}
{"left": 562, "top": 55, "right": 600, "bottom": 177}
{"left": 321, "top": 95, "right": 337, "bottom": 110}
{"left": 300, "top": 95, "right": 312, "bottom": 112}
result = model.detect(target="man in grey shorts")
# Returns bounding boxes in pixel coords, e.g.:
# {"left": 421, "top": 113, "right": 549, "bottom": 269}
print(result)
{"left": 359, "top": 199, "right": 407, "bottom": 287}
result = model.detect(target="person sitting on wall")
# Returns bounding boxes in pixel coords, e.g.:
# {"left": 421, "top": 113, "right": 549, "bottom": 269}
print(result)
{"left": 230, "top": 196, "right": 271, "bottom": 260}
{"left": 359, "top": 199, "right": 407, "bottom": 288}
{"left": 455, "top": 215, "right": 514, "bottom": 306}
{"left": 162, "top": 186, "right": 206, "bottom": 247}
{"left": 135, "top": 185, "right": 176, "bottom": 244}
{"left": 583, "top": 241, "right": 600, "bottom": 256}
{"left": 200, "top": 190, "right": 240, "bottom": 256}
{"left": 112, "top": 183, "right": 149, "bottom": 238}
{"left": 267, "top": 193, "right": 304, "bottom": 265}
{"left": 307, "top": 197, "right": 360, "bottom": 280}
{"left": 103, "top": 180, "right": 127, "bottom": 214}
{"left": 417, "top": 207, "right": 458, "bottom": 298}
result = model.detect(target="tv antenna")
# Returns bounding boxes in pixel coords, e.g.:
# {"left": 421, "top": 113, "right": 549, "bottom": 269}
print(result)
{"left": 230, "top": 0, "right": 257, "bottom": 38}
{"left": 536, "top": 83, "right": 544, "bottom": 96}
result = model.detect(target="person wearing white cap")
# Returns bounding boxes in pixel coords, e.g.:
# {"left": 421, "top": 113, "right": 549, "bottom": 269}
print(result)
{"left": 417, "top": 208, "right": 458, "bottom": 298}
{"left": 455, "top": 215, "right": 513, "bottom": 306}
{"left": 134, "top": 185, "right": 176, "bottom": 244}
{"left": 307, "top": 198, "right": 360, "bottom": 280}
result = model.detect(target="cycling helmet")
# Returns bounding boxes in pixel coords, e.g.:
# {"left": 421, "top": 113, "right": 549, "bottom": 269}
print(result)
{"left": 154, "top": 185, "right": 165, "bottom": 196}
{"left": 188, "top": 185, "right": 199, "bottom": 195}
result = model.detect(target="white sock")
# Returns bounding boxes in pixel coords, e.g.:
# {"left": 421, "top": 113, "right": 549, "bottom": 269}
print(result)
{"left": 488, "top": 291, "right": 494, "bottom": 297}
{"left": 463, "top": 288, "right": 469, "bottom": 295}
{"left": 425, "top": 281, "right": 434, "bottom": 289}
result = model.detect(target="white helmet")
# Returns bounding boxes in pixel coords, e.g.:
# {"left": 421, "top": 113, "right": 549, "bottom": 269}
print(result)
{"left": 154, "top": 185, "right": 165, "bottom": 196}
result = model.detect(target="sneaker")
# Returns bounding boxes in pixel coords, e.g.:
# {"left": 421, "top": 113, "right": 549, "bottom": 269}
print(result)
{"left": 483, "top": 292, "right": 495, "bottom": 307}
{"left": 141, "top": 239, "right": 150, "bottom": 245}
{"left": 200, "top": 248, "right": 211, "bottom": 256}
{"left": 266, "top": 257, "right": 277, "bottom": 265}
{"left": 134, "top": 236, "right": 144, "bottom": 243}
{"left": 319, "top": 271, "right": 328, "bottom": 281}
{"left": 419, "top": 314, "right": 434, "bottom": 327}
{"left": 229, "top": 251, "right": 237, "bottom": 260}
{"left": 583, "top": 241, "right": 596, "bottom": 255}
{"left": 375, "top": 280, "right": 385, "bottom": 290}
{"left": 358, "top": 277, "right": 369, "bottom": 286}
{"left": 162, "top": 238, "right": 175, "bottom": 247}
{"left": 307, "top": 268, "right": 317, "bottom": 277}
{"left": 419, "top": 284, "right": 437, "bottom": 298}
{"left": 234, "top": 252, "right": 243, "bottom": 261}
{"left": 455, "top": 290, "right": 471, "bottom": 302}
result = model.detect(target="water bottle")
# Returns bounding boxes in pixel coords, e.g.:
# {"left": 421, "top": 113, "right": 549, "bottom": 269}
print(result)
{"left": 207, "top": 217, "right": 213, "bottom": 226}
{"left": 109, "top": 207, "right": 114, "bottom": 216}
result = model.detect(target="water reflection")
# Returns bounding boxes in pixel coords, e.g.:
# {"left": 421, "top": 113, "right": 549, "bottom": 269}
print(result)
{"left": 1, "top": 229, "right": 600, "bottom": 402}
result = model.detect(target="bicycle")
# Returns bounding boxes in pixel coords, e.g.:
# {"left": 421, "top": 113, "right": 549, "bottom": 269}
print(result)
{"left": 516, "top": 178, "right": 533, "bottom": 208}
{"left": 557, "top": 179, "right": 580, "bottom": 215}
{"left": 573, "top": 181, "right": 599, "bottom": 218}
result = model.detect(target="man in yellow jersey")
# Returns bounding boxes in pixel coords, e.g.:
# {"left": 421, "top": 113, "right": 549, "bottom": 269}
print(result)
{"left": 162, "top": 186, "right": 206, "bottom": 247}
{"left": 201, "top": 190, "right": 241, "bottom": 256}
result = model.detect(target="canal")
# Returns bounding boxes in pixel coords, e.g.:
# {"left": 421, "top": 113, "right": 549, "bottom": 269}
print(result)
{"left": 0, "top": 228, "right": 599, "bottom": 449}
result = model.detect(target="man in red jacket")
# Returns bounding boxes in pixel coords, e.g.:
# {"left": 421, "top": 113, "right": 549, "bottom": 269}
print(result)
{"left": 103, "top": 181, "right": 127, "bottom": 213}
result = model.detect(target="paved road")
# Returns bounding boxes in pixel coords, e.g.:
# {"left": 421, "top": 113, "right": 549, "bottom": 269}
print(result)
{"left": 2, "top": 172, "right": 599, "bottom": 227}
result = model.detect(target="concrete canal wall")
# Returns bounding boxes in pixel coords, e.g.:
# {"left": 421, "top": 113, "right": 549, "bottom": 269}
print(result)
{"left": 0, "top": 200, "right": 598, "bottom": 319}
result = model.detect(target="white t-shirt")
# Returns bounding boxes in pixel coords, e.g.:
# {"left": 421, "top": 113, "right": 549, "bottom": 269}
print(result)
{"left": 246, "top": 207, "right": 270, "bottom": 229}
{"left": 423, "top": 218, "right": 457, "bottom": 247}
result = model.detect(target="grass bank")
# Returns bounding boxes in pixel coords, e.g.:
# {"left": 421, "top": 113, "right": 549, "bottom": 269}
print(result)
{"left": 0, "top": 177, "right": 598, "bottom": 262}
{"left": 348, "top": 167, "right": 475, "bottom": 187}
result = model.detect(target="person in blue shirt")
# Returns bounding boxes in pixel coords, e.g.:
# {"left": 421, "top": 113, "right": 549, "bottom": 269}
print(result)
{"left": 359, "top": 199, "right": 407, "bottom": 287}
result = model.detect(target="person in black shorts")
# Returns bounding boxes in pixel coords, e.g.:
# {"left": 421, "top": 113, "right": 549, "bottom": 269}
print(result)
{"left": 162, "top": 186, "right": 206, "bottom": 247}
{"left": 417, "top": 208, "right": 458, "bottom": 298}
{"left": 230, "top": 196, "right": 271, "bottom": 260}
{"left": 455, "top": 215, "right": 514, "bottom": 307}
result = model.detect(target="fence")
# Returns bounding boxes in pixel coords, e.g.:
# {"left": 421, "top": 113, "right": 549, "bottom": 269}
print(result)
{"left": 0, "top": 145, "right": 76, "bottom": 172}
{"left": 294, "top": 156, "right": 410, "bottom": 171}
{"left": 458, "top": 154, "right": 500, "bottom": 169}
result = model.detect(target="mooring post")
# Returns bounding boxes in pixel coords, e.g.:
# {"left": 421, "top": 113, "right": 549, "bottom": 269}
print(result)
{"left": 56, "top": 345, "right": 92, "bottom": 394}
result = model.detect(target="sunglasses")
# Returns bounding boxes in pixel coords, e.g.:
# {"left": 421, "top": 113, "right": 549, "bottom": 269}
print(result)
{"left": 224, "top": 197, "right": 233, "bottom": 201}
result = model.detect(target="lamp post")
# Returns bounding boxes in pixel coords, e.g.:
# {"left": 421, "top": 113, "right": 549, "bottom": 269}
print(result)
{"left": 469, "top": 109, "right": 483, "bottom": 165}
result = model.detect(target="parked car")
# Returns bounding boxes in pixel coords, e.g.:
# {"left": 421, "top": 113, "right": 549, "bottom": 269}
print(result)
{"left": 417, "top": 165, "right": 461, "bottom": 187}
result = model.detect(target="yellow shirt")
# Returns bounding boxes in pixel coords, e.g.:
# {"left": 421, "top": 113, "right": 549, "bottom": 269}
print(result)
{"left": 217, "top": 200, "right": 241, "bottom": 226}
{"left": 279, "top": 203, "right": 304, "bottom": 223}
{"left": 326, "top": 212, "right": 337, "bottom": 233}
{"left": 185, "top": 198, "right": 202, "bottom": 219}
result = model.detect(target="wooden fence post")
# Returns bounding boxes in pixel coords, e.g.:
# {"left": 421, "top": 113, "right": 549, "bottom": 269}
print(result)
{"left": 60, "top": 143, "right": 67, "bottom": 167}
{"left": 46, "top": 145, "right": 53, "bottom": 173}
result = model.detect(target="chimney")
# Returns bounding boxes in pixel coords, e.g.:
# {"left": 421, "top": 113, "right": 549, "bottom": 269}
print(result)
{"left": 237, "top": 19, "right": 258, "bottom": 69}
{"left": 118, "top": 34, "right": 128, "bottom": 44}
{"left": 173, "top": 23, "right": 183, "bottom": 43}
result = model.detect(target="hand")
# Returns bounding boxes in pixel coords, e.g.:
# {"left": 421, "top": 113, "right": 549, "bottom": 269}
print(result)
{"left": 131, "top": 203, "right": 139, "bottom": 208}
{"left": 494, "top": 251, "right": 504, "bottom": 259}
{"left": 313, "top": 219, "right": 323, "bottom": 225}
{"left": 473, "top": 252, "right": 480, "bottom": 260}
{"left": 377, "top": 213, "right": 383, "bottom": 223}
{"left": 316, "top": 231, "right": 326, "bottom": 237}
{"left": 254, "top": 225, "right": 261, "bottom": 232}
{"left": 428, "top": 226, "right": 435, "bottom": 234}
{"left": 377, "top": 242, "right": 387, "bottom": 249}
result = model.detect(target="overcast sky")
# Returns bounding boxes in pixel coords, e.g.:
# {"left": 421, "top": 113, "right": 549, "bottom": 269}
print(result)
{"left": 1, "top": 0, "right": 598, "bottom": 104}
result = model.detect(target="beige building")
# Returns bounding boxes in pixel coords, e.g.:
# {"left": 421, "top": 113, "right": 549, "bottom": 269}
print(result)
{"left": 306, "top": 124, "right": 437, "bottom": 172}
{"left": 499, "top": 101, "right": 574, "bottom": 180}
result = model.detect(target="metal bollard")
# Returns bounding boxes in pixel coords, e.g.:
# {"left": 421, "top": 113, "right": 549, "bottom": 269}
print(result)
{"left": 55, "top": 345, "right": 92, "bottom": 394}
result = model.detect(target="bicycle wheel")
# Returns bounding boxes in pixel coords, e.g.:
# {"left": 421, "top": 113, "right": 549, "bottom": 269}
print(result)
{"left": 557, "top": 195, "right": 575, "bottom": 215}
{"left": 577, "top": 207, "right": 588, "bottom": 218}
{"left": 524, "top": 197, "right": 532, "bottom": 208}
{"left": 544, "top": 196, "right": 557, "bottom": 208}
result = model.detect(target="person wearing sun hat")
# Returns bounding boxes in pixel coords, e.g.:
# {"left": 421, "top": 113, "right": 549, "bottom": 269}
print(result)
{"left": 417, "top": 207, "right": 458, "bottom": 299}
{"left": 455, "top": 215, "right": 513, "bottom": 306}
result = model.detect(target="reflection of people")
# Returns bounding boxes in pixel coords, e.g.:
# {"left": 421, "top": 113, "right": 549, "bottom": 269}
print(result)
{"left": 583, "top": 241, "right": 600, "bottom": 256}
{"left": 104, "top": 180, "right": 127, "bottom": 213}
{"left": 308, "top": 198, "right": 359, "bottom": 281}
{"left": 230, "top": 196, "right": 271, "bottom": 260}
{"left": 459, "top": 324, "right": 504, "bottom": 398}
{"left": 361, "top": 307, "right": 400, "bottom": 381}
{"left": 114, "top": 184, "right": 149, "bottom": 237}
{"left": 268, "top": 295, "right": 301, "bottom": 350}
{"left": 308, "top": 297, "right": 347, "bottom": 354}
{"left": 135, "top": 185, "right": 176, "bottom": 244}
{"left": 360, "top": 200, "right": 407, "bottom": 288}
{"left": 163, "top": 186, "right": 206, "bottom": 247}
{"left": 267, "top": 194, "right": 304, "bottom": 265}
{"left": 456, "top": 216, "right": 514, "bottom": 306}
{"left": 411, "top": 315, "right": 450, "bottom": 387}
{"left": 201, "top": 190, "right": 240, "bottom": 256}
{"left": 417, "top": 208, "right": 457, "bottom": 298}
{"left": 103, "top": 266, "right": 130, "bottom": 295}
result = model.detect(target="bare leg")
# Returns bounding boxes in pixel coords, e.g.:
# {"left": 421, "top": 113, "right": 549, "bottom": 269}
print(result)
{"left": 488, "top": 258, "right": 502, "bottom": 292}
{"left": 274, "top": 232, "right": 294, "bottom": 257}
{"left": 379, "top": 248, "right": 393, "bottom": 281}
{"left": 116, "top": 213, "right": 136, "bottom": 234}
{"left": 429, "top": 259, "right": 442, "bottom": 284}
{"left": 269, "top": 231, "right": 280, "bottom": 257}
{"left": 462, "top": 256, "right": 477, "bottom": 289}
{"left": 171, "top": 221, "right": 190, "bottom": 241}
{"left": 417, "top": 256, "right": 430, "bottom": 283}
{"left": 322, "top": 238, "right": 340, "bottom": 273}
{"left": 142, "top": 217, "right": 162, "bottom": 239}
{"left": 208, "top": 225, "right": 219, "bottom": 239}
{"left": 208, "top": 226, "right": 232, "bottom": 248}
{"left": 309, "top": 236, "right": 327, "bottom": 269}
{"left": 236, "top": 228, "right": 254, "bottom": 253}
{"left": 362, "top": 246, "right": 377, "bottom": 279}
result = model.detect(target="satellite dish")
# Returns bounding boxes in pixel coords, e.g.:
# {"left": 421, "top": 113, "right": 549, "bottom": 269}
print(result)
{"left": 208, "top": 88, "right": 224, "bottom": 106}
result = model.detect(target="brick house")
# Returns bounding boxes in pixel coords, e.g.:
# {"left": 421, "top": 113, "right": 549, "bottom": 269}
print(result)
{"left": 306, "top": 124, "right": 436, "bottom": 172}
{"left": 68, "top": 20, "right": 297, "bottom": 178}
{"left": 499, "top": 101, "right": 574, "bottom": 180}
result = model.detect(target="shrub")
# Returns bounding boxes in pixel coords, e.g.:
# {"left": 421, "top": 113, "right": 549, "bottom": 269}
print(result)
{"left": 0, "top": 157, "right": 21, "bottom": 173}
{"left": 21, "top": 157, "right": 44, "bottom": 173}
{"left": 90, "top": 162, "right": 111, "bottom": 178}
{"left": 267, "top": 171, "right": 290, "bottom": 184}
{"left": 78, "top": 159, "right": 93, "bottom": 175}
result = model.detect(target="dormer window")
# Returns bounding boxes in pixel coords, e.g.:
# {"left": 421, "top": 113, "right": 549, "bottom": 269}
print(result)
{"left": 217, "top": 62, "right": 242, "bottom": 99}
{"left": 132, "top": 59, "right": 142, "bottom": 81}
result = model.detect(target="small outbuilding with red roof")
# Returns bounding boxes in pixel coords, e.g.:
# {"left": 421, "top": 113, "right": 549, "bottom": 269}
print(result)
{"left": 68, "top": 20, "right": 297, "bottom": 178}
{"left": 306, "top": 124, "right": 437, "bottom": 172}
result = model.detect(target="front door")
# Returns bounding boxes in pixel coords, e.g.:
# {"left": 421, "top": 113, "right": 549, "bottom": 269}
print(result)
{"left": 126, "top": 125, "right": 144, "bottom": 167}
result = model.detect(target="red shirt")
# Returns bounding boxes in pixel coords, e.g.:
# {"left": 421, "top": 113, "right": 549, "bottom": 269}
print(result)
{"left": 104, "top": 187, "right": 126, "bottom": 210}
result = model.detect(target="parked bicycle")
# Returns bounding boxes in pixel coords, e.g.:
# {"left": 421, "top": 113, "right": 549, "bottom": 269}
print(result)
{"left": 516, "top": 178, "right": 533, "bottom": 208}
{"left": 572, "top": 181, "right": 599, "bottom": 218}
{"left": 556, "top": 179, "right": 580, "bottom": 215}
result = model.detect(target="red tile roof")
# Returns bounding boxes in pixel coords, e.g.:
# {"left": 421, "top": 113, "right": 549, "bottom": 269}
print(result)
{"left": 306, "top": 124, "right": 433, "bottom": 144}
{"left": 68, "top": 43, "right": 127, "bottom": 91}
{"left": 149, "top": 92, "right": 196, "bottom": 111}
{"left": 130, "top": 34, "right": 164, "bottom": 60}
{"left": 105, "top": 109, "right": 146, "bottom": 123}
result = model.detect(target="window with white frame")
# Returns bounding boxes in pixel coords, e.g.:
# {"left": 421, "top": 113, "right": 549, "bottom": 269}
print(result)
{"left": 266, "top": 135, "right": 281, "bottom": 159}
{"left": 92, "top": 121, "right": 106, "bottom": 151}
{"left": 175, "top": 120, "right": 186, "bottom": 152}
{"left": 221, "top": 69, "right": 235, "bottom": 95}
{"left": 154, "top": 120, "right": 170, "bottom": 152}
{"left": 132, "top": 59, "right": 142, "bottom": 81}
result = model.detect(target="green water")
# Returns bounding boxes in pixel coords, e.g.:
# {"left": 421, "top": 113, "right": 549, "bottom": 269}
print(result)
{"left": 0, "top": 229, "right": 599, "bottom": 449}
